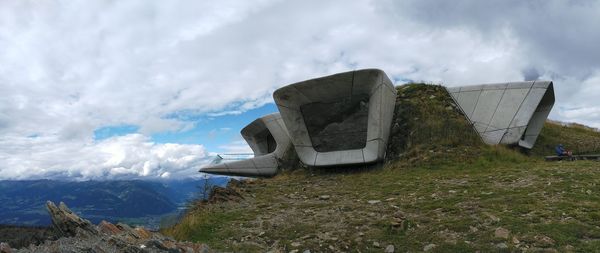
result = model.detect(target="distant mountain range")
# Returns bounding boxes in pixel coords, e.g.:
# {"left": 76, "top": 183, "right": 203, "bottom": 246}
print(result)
{"left": 0, "top": 177, "right": 229, "bottom": 228}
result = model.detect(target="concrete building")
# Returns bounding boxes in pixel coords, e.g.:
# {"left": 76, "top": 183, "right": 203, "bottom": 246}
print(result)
{"left": 446, "top": 81, "right": 555, "bottom": 148}
{"left": 199, "top": 113, "right": 291, "bottom": 177}
{"left": 273, "top": 69, "right": 397, "bottom": 166}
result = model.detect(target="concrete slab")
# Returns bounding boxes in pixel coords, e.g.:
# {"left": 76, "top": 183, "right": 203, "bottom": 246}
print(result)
{"left": 488, "top": 88, "right": 529, "bottom": 130}
{"left": 452, "top": 90, "right": 481, "bottom": 118}
{"left": 200, "top": 113, "right": 293, "bottom": 177}
{"left": 471, "top": 89, "right": 505, "bottom": 132}
{"left": 274, "top": 69, "right": 396, "bottom": 167}
{"left": 446, "top": 81, "right": 555, "bottom": 148}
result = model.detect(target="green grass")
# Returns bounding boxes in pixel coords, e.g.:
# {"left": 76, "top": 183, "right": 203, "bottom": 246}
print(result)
{"left": 163, "top": 83, "right": 600, "bottom": 252}
{"left": 531, "top": 121, "right": 600, "bottom": 156}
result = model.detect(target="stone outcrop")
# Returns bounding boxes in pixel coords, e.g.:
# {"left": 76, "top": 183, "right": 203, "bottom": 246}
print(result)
{"left": 3, "top": 201, "right": 210, "bottom": 253}
{"left": 46, "top": 201, "right": 96, "bottom": 238}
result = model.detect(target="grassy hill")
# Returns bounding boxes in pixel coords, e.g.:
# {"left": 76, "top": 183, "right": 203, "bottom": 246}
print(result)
{"left": 163, "top": 84, "right": 600, "bottom": 252}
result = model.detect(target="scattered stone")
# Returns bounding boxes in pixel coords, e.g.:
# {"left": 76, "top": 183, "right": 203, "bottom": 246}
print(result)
{"left": 423, "top": 243, "right": 436, "bottom": 251}
{"left": 259, "top": 231, "right": 266, "bottom": 237}
{"left": 289, "top": 250, "right": 299, "bottom": 253}
{"left": 319, "top": 195, "right": 331, "bottom": 200}
{"left": 496, "top": 242, "right": 508, "bottom": 249}
{"left": 385, "top": 244, "right": 395, "bottom": 253}
{"left": 207, "top": 182, "right": 245, "bottom": 203}
{"left": 367, "top": 200, "right": 381, "bottom": 204}
{"left": 494, "top": 227, "right": 510, "bottom": 239}
{"left": 385, "top": 197, "right": 396, "bottom": 201}
{"left": 291, "top": 242, "right": 302, "bottom": 247}
{"left": 534, "top": 235, "right": 556, "bottom": 247}
{"left": 303, "top": 250, "right": 311, "bottom": 253}
{"left": 512, "top": 236, "right": 520, "bottom": 244}
{"left": 469, "top": 226, "right": 478, "bottom": 233}
{"left": 373, "top": 241, "right": 380, "bottom": 247}
{"left": 484, "top": 212, "right": 500, "bottom": 222}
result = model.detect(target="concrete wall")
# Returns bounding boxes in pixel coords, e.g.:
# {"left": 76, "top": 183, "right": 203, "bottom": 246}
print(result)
{"left": 446, "top": 81, "right": 555, "bottom": 149}
{"left": 200, "top": 113, "right": 291, "bottom": 177}
{"left": 273, "top": 69, "right": 397, "bottom": 167}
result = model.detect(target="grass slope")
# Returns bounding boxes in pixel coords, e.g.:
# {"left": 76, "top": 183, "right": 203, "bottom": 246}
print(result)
{"left": 163, "top": 84, "right": 600, "bottom": 252}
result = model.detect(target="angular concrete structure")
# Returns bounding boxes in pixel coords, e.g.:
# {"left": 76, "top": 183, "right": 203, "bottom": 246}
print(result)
{"left": 446, "top": 81, "right": 555, "bottom": 149}
{"left": 200, "top": 113, "right": 291, "bottom": 177}
{"left": 273, "top": 69, "right": 397, "bottom": 167}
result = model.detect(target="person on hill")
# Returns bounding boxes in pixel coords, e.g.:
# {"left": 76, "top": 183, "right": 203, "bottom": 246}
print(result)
{"left": 555, "top": 144, "right": 573, "bottom": 157}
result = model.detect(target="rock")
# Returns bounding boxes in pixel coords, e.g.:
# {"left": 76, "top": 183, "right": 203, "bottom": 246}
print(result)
{"left": 17, "top": 201, "right": 211, "bottom": 253}
{"left": 289, "top": 250, "right": 299, "bottom": 253}
{"left": 469, "top": 226, "right": 478, "bottom": 233}
{"left": 373, "top": 241, "right": 380, "bottom": 247}
{"left": 0, "top": 243, "right": 12, "bottom": 253}
{"left": 300, "top": 235, "right": 312, "bottom": 240}
{"left": 385, "top": 244, "right": 395, "bottom": 253}
{"left": 208, "top": 184, "right": 244, "bottom": 203}
{"left": 46, "top": 201, "right": 98, "bottom": 237}
{"left": 367, "top": 200, "right": 381, "bottom": 204}
{"left": 534, "top": 235, "right": 556, "bottom": 247}
{"left": 319, "top": 195, "right": 331, "bottom": 200}
{"left": 494, "top": 227, "right": 510, "bottom": 239}
{"left": 303, "top": 250, "right": 311, "bottom": 253}
{"left": 512, "top": 236, "right": 520, "bottom": 244}
{"left": 98, "top": 220, "right": 122, "bottom": 235}
{"left": 291, "top": 242, "right": 301, "bottom": 247}
{"left": 484, "top": 212, "right": 500, "bottom": 222}
{"left": 565, "top": 245, "right": 575, "bottom": 251}
{"left": 496, "top": 242, "right": 508, "bottom": 249}
{"left": 423, "top": 243, "right": 436, "bottom": 251}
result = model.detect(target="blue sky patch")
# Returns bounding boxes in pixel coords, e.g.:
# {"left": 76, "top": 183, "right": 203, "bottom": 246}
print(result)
{"left": 93, "top": 125, "right": 140, "bottom": 140}
{"left": 152, "top": 103, "right": 279, "bottom": 153}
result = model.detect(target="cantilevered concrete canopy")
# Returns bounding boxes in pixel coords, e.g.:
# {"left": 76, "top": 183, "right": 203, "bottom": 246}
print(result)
{"left": 446, "top": 81, "right": 555, "bottom": 149}
{"left": 273, "top": 69, "right": 397, "bottom": 167}
{"left": 200, "top": 113, "right": 291, "bottom": 177}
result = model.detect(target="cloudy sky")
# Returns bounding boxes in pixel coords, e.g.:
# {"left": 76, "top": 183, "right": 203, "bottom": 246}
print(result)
{"left": 1, "top": 0, "right": 599, "bottom": 180}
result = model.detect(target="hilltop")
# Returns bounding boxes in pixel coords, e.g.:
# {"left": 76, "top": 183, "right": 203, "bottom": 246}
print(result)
{"left": 162, "top": 84, "right": 600, "bottom": 252}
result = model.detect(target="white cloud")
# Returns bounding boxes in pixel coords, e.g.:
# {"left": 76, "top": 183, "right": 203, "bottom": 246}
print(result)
{"left": 1, "top": 0, "right": 600, "bottom": 179}
{"left": 0, "top": 133, "right": 209, "bottom": 180}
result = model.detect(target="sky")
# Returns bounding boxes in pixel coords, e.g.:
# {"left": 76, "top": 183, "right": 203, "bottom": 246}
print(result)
{"left": 1, "top": 0, "right": 599, "bottom": 180}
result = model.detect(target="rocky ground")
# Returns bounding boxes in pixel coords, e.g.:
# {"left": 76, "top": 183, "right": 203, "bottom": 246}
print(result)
{"left": 0, "top": 201, "right": 210, "bottom": 253}
{"left": 165, "top": 159, "right": 600, "bottom": 252}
